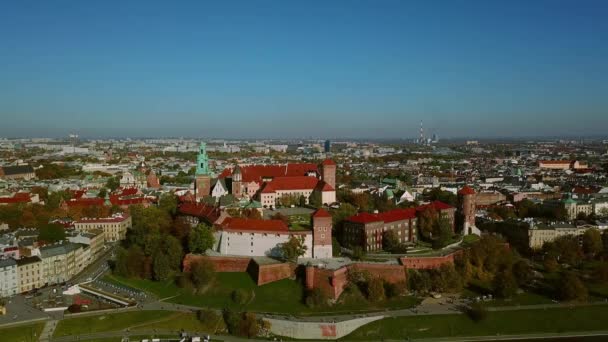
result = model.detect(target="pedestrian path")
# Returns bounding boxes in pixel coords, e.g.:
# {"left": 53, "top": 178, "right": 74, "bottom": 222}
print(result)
{"left": 39, "top": 319, "right": 58, "bottom": 342}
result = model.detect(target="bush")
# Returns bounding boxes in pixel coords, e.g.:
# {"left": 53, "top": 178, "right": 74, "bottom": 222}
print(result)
{"left": 466, "top": 302, "right": 488, "bottom": 322}
{"left": 222, "top": 309, "right": 241, "bottom": 335}
{"left": 304, "top": 288, "right": 328, "bottom": 308}
{"left": 383, "top": 280, "right": 408, "bottom": 298}
{"left": 176, "top": 272, "right": 194, "bottom": 293}
{"left": 231, "top": 289, "right": 249, "bottom": 305}
{"left": 67, "top": 304, "right": 82, "bottom": 313}
{"left": 367, "top": 277, "right": 386, "bottom": 302}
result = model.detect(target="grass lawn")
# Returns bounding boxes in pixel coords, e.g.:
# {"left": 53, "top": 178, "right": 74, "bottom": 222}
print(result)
{"left": 0, "top": 323, "right": 44, "bottom": 342}
{"left": 53, "top": 310, "right": 173, "bottom": 337}
{"left": 107, "top": 272, "right": 419, "bottom": 315}
{"left": 288, "top": 214, "right": 311, "bottom": 231}
{"left": 133, "top": 311, "right": 223, "bottom": 334}
{"left": 342, "top": 305, "right": 608, "bottom": 340}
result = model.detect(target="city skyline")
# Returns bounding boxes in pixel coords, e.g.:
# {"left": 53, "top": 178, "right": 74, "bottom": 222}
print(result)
{"left": 1, "top": 1, "right": 607, "bottom": 138}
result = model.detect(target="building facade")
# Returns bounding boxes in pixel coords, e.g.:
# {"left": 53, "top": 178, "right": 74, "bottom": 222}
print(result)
{"left": 74, "top": 214, "right": 131, "bottom": 242}
{"left": 0, "top": 258, "right": 18, "bottom": 297}
{"left": 16, "top": 256, "right": 42, "bottom": 293}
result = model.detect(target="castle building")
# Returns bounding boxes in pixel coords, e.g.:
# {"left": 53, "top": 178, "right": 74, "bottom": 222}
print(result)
{"left": 214, "top": 209, "right": 332, "bottom": 259}
{"left": 219, "top": 160, "right": 337, "bottom": 208}
{"left": 343, "top": 201, "right": 456, "bottom": 252}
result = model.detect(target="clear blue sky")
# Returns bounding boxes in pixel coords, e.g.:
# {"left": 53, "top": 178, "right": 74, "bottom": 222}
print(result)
{"left": 1, "top": 0, "right": 607, "bottom": 139}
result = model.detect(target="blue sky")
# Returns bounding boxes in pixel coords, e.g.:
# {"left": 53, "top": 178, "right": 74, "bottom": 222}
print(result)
{"left": 1, "top": 1, "right": 607, "bottom": 139}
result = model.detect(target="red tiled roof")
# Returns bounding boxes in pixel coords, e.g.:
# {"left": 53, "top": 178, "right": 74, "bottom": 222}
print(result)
{"left": 0, "top": 197, "right": 31, "bottom": 204}
{"left": 110, "top": 195, "right": 150, "bottom": 206}
{"left": 458, "top": 186, "right": 476, "bottom": 195}
{"left": 221, "top": 217, "right": 289, "bottom": 233}
{"left": 65, "top": 198, "right": 105, "bottom": 207}
{"left": 13, "top": 192, "right": 31, "bottom": 200}
{"left": 220, "top": 163, "right": 319, "bottom": 183}
{"left": 312, "top": 208, "right": 332, "bottom": 218}
{"left": 416, "top": 200, "right": 455, "bottom": 212}
{"left": 314, "top": 180, "right": 335, "bottom": 192}
{"left": 261, "top": 176, "right": 319, "bottom": 193}
{"left": 346, "top": 212, "right": 382, "bottom": 224}
{"left": 117, "top": 187, "right": 139, "bottom": 197}
{"left": 75, "top": 214, "right": 130, "bottom": 224}
{"left": 322, "top": 159, "right": 336, "bottom": 166}
{"left": 178, "top": 202, "right": 221, "bottom": 222}
{"left": 539, "top": 160, "right": 571, "bottom": 165}
{"left": 71, "top": 190, "right": 87, "bottom": 199}
{"left": 346, "top": 201, "right": 453, "bottom": 224}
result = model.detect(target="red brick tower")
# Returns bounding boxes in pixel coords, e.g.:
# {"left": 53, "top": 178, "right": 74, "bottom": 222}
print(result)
{"left": 458, "top": 186, "right": 477, "bottom": 234}
{"left": 231, "top": 165, "right": 244, "bottom": 198}
{"left": 320, "top": 159, "right": 336, "bottom": 189}
{"left": 312, "top": 208, "right": 333, "bottom": 259}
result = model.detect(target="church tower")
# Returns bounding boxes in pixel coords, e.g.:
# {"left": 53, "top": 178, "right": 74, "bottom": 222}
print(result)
{"left": 312, "top": 208, "right": 333, "bottom": 259}
{"left": 195, "top": 142, "right": 211, "bottom": 202}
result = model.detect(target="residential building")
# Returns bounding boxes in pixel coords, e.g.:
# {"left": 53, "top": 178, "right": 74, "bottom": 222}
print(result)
{"left": 0, "top": 165, "right": 35, "bottom": 180}
{"left": 343, "top": 201, "right": 456, "bottom": 252}
{"left": 67, "top": 229, "right": 104, "bottom": 262}
{"left": 40, "top": 242, "right": 84, "bottom": 285}
{"left": 16, "top": 256, "right": 42, "bottom": 293}
{"left": 0, "top": 258, "right": 18, "bottom": 297}
{"left": 528, "top": 223, "right": 588, "bottom": 249}
{"left": 74, "top": 214, "right": 131, "bottom": 242}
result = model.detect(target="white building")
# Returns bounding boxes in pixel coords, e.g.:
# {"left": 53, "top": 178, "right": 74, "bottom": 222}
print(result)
{"left": 216, "top": 218, "right": 313, "bottom": 258}
{"left": 0, "top": 258, "right": 18, "bottom": 297}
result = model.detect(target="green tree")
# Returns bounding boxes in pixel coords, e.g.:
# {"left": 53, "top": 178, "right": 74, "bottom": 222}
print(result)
{"left": 163, "top": 235, "right": 184, "bottom": 270}
{"left": 492, "top": 269, "right": 518, "bottom": 298}
{"left": 512, "top": 260, "right": 532, "bottom": 286}
{"left": 557, "top": 272, "right": 588, "bottom": 301}
{"left": 158, "top": 193, "right": 178, "bottom": 216}
{"left": 408, "top": 269, "right": 432, "bottom": 294}
{"left": 332, "top": 237, "right": 341, "bottom": 256}
{"left": 309, "top": 191, "right": 322, "bottom": 208}
{"left": 432, "top": 217, "right": 453, "bottom": 249}
{"left": 382, "top": 230, "right": 399, "bottom": 252}
{"left": 191, "top": 259, "right": 216, "bottom": 292}
{"left": 126, "top": 245, "right": 145, "bottom": 278}
{"left": 280, "top": 235, "right": 307, "bottom": 262}
{"left": 38, "top": 223, "right": 66, "bottom": 242}
{"left": 231, "top": 289, "right": 249, "bottom": 305}
{"left": 105, "top": 176, "right": 120, "bottom": 191}
{"left": 367, "top": 277, "right": 386, "bottom": 302}
{"left": 152, "top": 253, "right": 171, "bottom": 281}
{"left": 113, "top": 247, "right": 129, "bottom": 277}
{"left": 240, "top": 312, "right": 260, "bottom": 338}
{"left": 188, "top": 224, "right": 215, "bottom": 254}
{"left": 418, "top": 206, "right": 438, "bottom": 240}
{"left": 97, "top": 187, "right": 108, "bottom": 198}
{"left": 582, "top": 228, "right": 602, "bottom": 257}
{"left": 304, "top": 288, "right": 328, "bottom": 308}
{"left": 594, "top": 262, "right": 608, "bottom": 282}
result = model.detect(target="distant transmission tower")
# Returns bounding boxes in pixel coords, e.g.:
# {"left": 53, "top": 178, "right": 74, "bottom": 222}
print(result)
{"left": 419, "top": 121, "right": 424, "bottom": 144}
{"left": 69, "top": 133, "right": 79, "bottom": 153}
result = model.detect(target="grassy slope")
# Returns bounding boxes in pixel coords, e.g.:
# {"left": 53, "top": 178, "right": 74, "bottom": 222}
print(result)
{"left": 343, "top": 305, "right": 608, "bottom": 340}
{"left": 105, "top": 273, "right": 419, "bottom": 315}
{"left": 53, "top": 310, "right": 172, "bottom": 337}
{"left": 0, "top": 323, "right": 44, "bottom": 342}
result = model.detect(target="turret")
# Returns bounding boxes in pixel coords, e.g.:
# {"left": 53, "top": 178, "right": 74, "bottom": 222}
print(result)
{"left": 458, "top": 185, "right": 476, "bottom": 234}
{"left": 320, "top": 159, "right": 336, "bottom": 189}
{"left": 311, "top": 208, "right": 333, "bottom": 259}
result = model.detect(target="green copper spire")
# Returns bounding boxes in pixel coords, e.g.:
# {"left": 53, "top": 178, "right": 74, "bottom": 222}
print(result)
{"left": 196, "top": 142, "right": 210, "bottom": 175}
